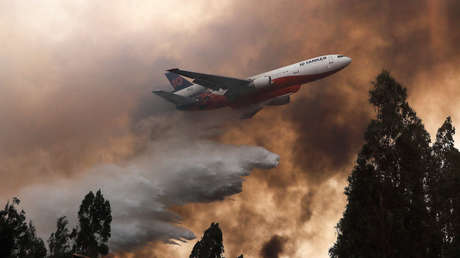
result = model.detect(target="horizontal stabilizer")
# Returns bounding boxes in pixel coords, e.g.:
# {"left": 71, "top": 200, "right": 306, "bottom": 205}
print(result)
{"left": 153, "top": 90, "right": 195, "bottom": 108}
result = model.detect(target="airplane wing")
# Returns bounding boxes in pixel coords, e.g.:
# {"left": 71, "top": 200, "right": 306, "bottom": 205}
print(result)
{"left": 153, "top": 90, "right": 196, "bottom": 108}
{"left": 167, "top": 68, "right": 253, "bottom": 99}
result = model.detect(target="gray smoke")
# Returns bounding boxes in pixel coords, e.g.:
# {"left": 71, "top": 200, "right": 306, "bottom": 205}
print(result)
{"left": 18, "top": 131, "right": 279, "bottom": 251}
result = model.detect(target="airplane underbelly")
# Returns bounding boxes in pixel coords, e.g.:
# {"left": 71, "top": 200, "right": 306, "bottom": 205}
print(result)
{"left": 272, "top": 75, "right": 305, "bottom": 86}
{"left": 230, "top": 84, "right": 300, "bottom": 108}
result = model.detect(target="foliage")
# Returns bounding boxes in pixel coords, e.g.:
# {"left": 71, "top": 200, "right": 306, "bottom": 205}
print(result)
{"left": 0, "top": 197, "right": 47, "bottom": 258}
{"left": 330, "top": 71, "right": 451, "bottom": 257}
{"left": 190, "top": 223, "right": 224, "bottom": 258}
{"left": 73, "top": 190, "right": 112, "bottom": 258}
{"left": 48, "top": 216, "right": 73, "bottom": 258}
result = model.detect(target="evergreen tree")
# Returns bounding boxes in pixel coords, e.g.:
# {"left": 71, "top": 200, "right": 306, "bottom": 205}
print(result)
{"left": 0, "top": 197, "right": 47, "bottom": 258}
{"left": 330, "top": 71, "right": 437, "bottom": 257}
{"left": 190, "top": 223, "right": 224, "bottom": 258}
{"left": 74, "top": 190, "right": 112, "bottom": 258}
{"left": 0, "top": 210, "right": 15, "bottom": 257}
{"left": 48, "top": 216, "right": 73, "bottom": 258}
{"left": 447, "top": 140, "right": 460, "bottom": 256}
{"left": 430, "top": 117, "right": 460, "bottom": 256}
{"left": 22, "top": 222, "right": 48, "bottom": 258}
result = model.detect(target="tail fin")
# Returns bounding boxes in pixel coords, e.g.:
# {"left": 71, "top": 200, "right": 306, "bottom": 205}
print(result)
{"left": 153, "top": 90, "right": 195, "bottom": 109}
{"left": 165, "top": 72, "right": 193, "bottom": 91}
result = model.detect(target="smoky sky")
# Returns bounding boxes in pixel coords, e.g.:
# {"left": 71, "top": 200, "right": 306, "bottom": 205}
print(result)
{"left": 2, "top": 0, "right": 460, "bottom": 258}
{"left": 153, "top": 1, "right": 460, "bottom": 257}
{"left": 0, "top": 0, "right": 283, "bottom": 252}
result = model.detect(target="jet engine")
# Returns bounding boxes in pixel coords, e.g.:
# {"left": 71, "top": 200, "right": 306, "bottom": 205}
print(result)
{"left": 251, "top": 76, "right": 272, "bottom": 89}
{"left": 266, "top": 95, "right": 290, "bottom": 105}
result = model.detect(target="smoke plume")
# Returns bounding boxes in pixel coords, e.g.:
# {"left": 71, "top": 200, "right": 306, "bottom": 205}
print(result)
{"left": 18, "top": 134, "right": 279, "bottom": 250}
{"left": 260, "top": 235, "right": 287, "bottom": 258}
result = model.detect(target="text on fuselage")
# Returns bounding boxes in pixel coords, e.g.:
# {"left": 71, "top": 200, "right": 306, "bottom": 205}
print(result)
{"left": 299, "top": 56, "right": 327, "bottom": 66}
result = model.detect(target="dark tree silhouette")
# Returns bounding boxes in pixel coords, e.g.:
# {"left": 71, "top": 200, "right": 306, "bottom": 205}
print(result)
{"left": 429, "top": 117, "right": 460, "bottom": 256}
{"left": 48, "top": 216, "right": 73, "bottom": 258}
{"left": 1, "top": 191, "right": 112, "bottom": 258}
{"left": 73, "top": 190, "right": 112, "bottom": 258}
{"left": 190, "top": 223, "right": 224, "bottom": 258}
{"left": 0, "top": 197, "right": 47, "bottom": 258}
{"left": 330, "top": 71, "right": 438, "bottom": 257}
{"left": 0, "top": 209, "right": 15, "bottom": 257}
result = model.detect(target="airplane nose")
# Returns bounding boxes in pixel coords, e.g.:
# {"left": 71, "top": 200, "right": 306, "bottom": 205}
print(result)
{"left": 344, "top": 56, "right": 352, "bottom": 65}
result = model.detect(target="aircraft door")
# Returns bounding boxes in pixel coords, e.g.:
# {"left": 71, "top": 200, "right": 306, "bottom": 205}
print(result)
{"left": 328, "top": 55, "right": 334, "bottom": 68}
{"left": 292, "top": 65, "right": 299, "bottom": 74}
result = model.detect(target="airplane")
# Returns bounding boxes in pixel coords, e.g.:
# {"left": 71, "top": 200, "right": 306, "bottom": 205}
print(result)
{"left": 154, "top": 54, "right": 351, "bottom": 118}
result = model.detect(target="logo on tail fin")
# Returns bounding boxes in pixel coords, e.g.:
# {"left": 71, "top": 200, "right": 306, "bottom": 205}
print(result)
{"left": 165, "top": 72, "right": 193, "bottom": 91}
{"left": 172, "top": 76, "right": 184, "bottom": 87}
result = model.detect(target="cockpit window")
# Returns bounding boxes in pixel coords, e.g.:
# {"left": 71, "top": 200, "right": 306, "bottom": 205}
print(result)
{"left": 337, "top": 55, "right": 344, "bottom": 58}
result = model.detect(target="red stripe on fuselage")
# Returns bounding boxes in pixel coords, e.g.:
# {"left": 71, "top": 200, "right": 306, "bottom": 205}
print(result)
{"left": 184, "top": 91, "right": 229, "bottom": 111}
{"left": 230, "top": 84, "right": 300, "bottom": 108}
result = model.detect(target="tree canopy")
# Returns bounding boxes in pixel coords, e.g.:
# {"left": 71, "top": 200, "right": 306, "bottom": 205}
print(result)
{"left": 0, "top": 197, "right": 47, "bottom": 258}
{"left": 190, "top": 223, "right": 225, "bottom": 258}
{"left": 73, "top": 190, "right": 112, "bottom": 258}
{"left": 0, "top": 189, "right": 112, "bottom": 258}
{"left": 330, "top": 71, "right": 460, "bottom": 257}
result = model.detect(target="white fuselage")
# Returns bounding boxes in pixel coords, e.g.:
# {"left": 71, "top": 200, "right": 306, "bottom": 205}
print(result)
{"left": 175, "top": 54, "right": 352, "bottom": 98}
